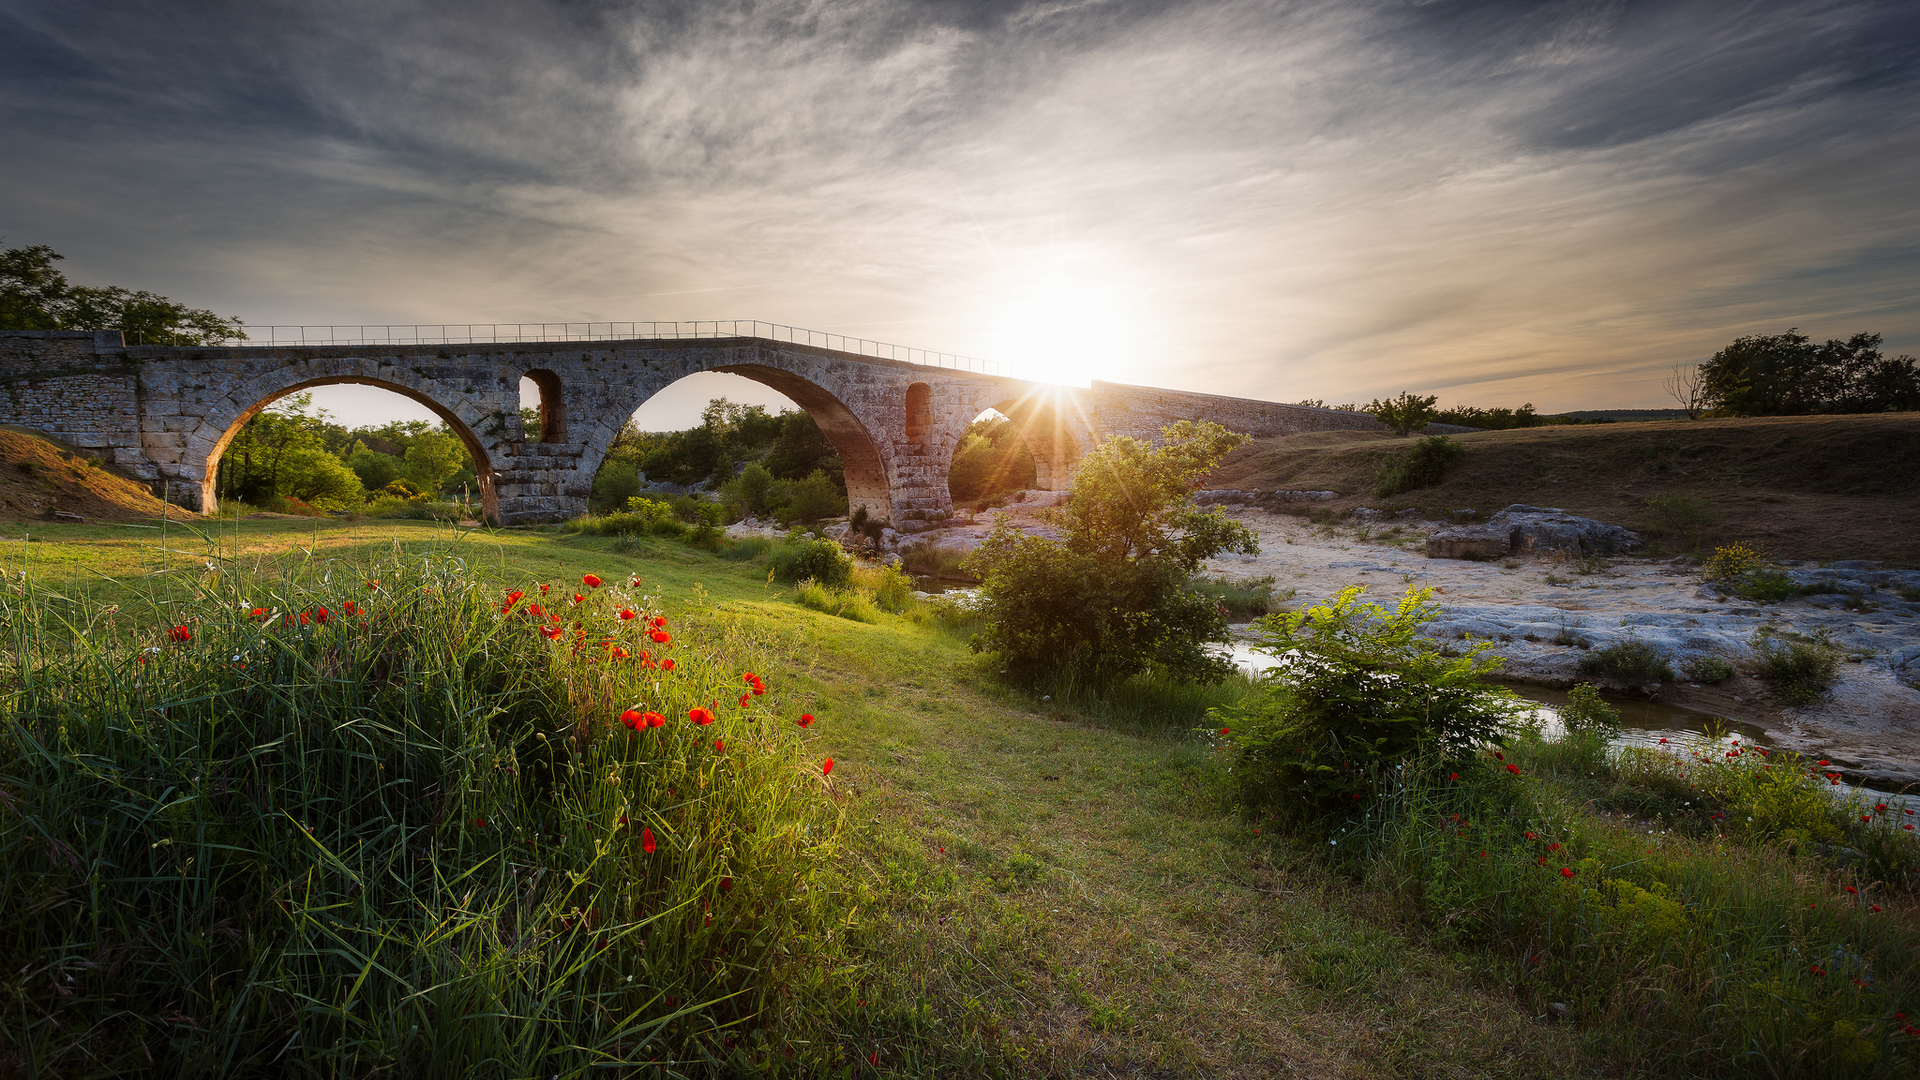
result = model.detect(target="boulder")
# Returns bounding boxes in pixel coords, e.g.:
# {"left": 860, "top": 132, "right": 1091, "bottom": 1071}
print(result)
{"left": 1487, "top": 505, "right": 1642, "bottom": 554}
{"left": 1426, "top": 524, "right": 1510, "bottom": 560}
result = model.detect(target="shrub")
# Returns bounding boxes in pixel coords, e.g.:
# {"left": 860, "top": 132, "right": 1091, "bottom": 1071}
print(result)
{"left": 1213, "top": 585, "right": 1530, "bottom": 826}
{"left": 965, "top": 421, "right": 1256, "bottom": 690}
{"left": 767, "top": 536, "right": 853, "bottom": 588}
{"left": 1373, "top": 435, "right": 1465, "bottom": 497}
{"left": 853, "top": 561, "right": 915, "bottom": 614}
{"left": 1551, "top": 682, "right": 1620, "bottom": 773}
{"left": 1577, "top": 638, "right": 1675, "bottom": 685}
{"left": 1682, "top": 655, "right": 1735, "bottom": 683}
{"left": 1703, "top": 542, "right": 1767, "bottom": 581}
{"left": 1753, "top": 628, "right": 1842, "bottom": 705}
{"left": 792, "top": 578, "right": 879, "bottom": 622}
{"left": 782, "top": 468, "right": 845, "bottom": 522}
{"left": 382, "top": 477, "right": 428, "bottom": 501}
{"left": 1366, "top": 391, "right": 1439, "bottom": 436}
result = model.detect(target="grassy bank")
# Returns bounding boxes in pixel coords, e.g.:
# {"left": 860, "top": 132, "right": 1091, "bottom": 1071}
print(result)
{"left": 1204, "top": 414, "right": 1920, "bottom": 564}
{"left": 3, "top": 519, "right": 1915, "bottom": 1076}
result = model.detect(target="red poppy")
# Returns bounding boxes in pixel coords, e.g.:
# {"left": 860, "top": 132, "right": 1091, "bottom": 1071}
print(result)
{"left": 343, "top": 601, "right": 358, "bottom": 616}
{"left": 1871, "top": 905, "right": 1883, "bottom": 912}
{"left": 582, "top": 574, "right": 603, "bottom": 588}
{"left": 1845, "top": 885, "right": 1858, "bottom": 894}
{"left": 541, "top": 626, "right": 563, "bottom": 640}
{"left": 526, "top": 603, "right": 543, "bottom": 617}
{"left": 1525, "top": 831, "right": 1538, "bottom": 840}
{"left": 1537, "top": 856, "right": 1550, "bottom": 866}
{"left": 1219, "top": 726, "right": 1230, "bottom": 735}
{"left": 1877, "top": 804, "right": 1888, "bottom": 812}
{"left": 619, "top": 609, "right": 637, "bottom": 621}
{"left": 689, "top": 707, "right": 716, "bottom": 725}
{"left": 822, "top": 757, "right": 834, "bottom": 776}
{"left": 1448, "top": 772, "right": 1459, "bottom": 781}
{"left": 1862, "top": 814, "right": 1873, "bottom": 822}
{"left": 1548, "top": 843, "right": 1562, "bottom": 852}
{"left": 619, "top": 709, "right": 643, "bottom": 730}
{"left": 628, "top": 574, "right": 642, "bottom": 587}
{"left": 505, "top": 590, "right": 524, "bottom": 607}
{"left": 299, "top": 612, "right": 309, "bottom": 625}
{"left": 366, "top": 579, "right": 380, "bottom": 591}
{"left": 714, "top": 738, "right": 725, "bottom": 753}
{"left": 719, "top": 876, "right": 733, "bottom": 892}
{"left": 738, "top": 693, "right": 751, "bottom": 709}
{"left": 611, "top": 646, "right": 630, "bottom": 659}
{"left": 617, "top": 815, "right": 629, "bottom": 828}
{"left": 572, "top": 593, "right": 585, "bottom": 605}
{"left": 798, "top": 714, "right": 814, "bottom": 728}
{"left": 650, "top": 630, "right": 671, "bottom": 644}
{"left": 642, "top": 827, "right": 656, "bottom": 854}
{"left": 1351, "top": 793, "right": 1363, "bottom": 801}
{"left": 1809, "top": 966, "right": 1826, "bottom": 977}
{"left": 166, "top": 625, "right": 192, "bottom": 643}
{"left": 650, "top": 616, "right": 667, "bottom": 629}
{"left": 1658, "top": 738, "right": 1668, "bottom": 744}
{"left": 1505, "top": 763, "right": 1520, "bottom": 775}
{"left": 250, "top": 607, "right": 267, "bottom": 619}
{"left": 316, "top": 607, "right": 331, "bottom": 624}
{"left": 644, "top": 711, "right": 664, "bottom": 728}
{"left": 1560, "top": 867, "right": 1575, "bottom": 878}
{"left": 540, "top": 584, "right": 551, "bottom": 594}
{"left": 1494, "top": 751, "right": 1504, "bottom": 761}
{"left": 471, "top": 817, "right": 487, "bottom": 827}
{"left": 662, "top": 659, "right": 676, "bottom": 671}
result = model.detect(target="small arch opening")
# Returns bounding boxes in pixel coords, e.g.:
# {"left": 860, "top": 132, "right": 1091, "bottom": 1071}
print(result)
{"left": 904, "top": 382, "right": 932, "bottom": 447}
{"left": 519, "top": 369, "right": 566, "bottom": 442}
{"left": 947, "top": 408, "right": 1037, "bottom": 510}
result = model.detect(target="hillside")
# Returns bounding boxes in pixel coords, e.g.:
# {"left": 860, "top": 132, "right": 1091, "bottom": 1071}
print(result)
{"left": 0, "top": 426, "right": 172, "bottom": 523}
{"left": 1204, "top": 413, "right": 1920, "bottom": 565}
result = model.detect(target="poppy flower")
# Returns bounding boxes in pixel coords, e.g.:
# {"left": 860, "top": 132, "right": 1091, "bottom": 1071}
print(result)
{"left": 1525, "top": 831, "right": 1538, "bottom": 840}
{"left": 1877, "top": 804, "right": 1888, "bottom": 812}
{"left": 582, "top": 574, "right": 603, "bottom": 588}
{"left": 366, "top": 579, "right": 380, "bottom": 591}
{"left": 1658, "top": 738, "right": 1668, "bottom": 744}
{"left": 316, "top": 607, "right": 332, "bottom": 624}
{"left": 822, "top": 757, "right": 834, "bottom": 776}
{"left": 1537, "top": 856, "right": 1550, "bottom": 866}
{"left": 572, "top": 593, "right": 585, "bottom": 605}
{"left": 739, "top": 693, "right": 751, "bottom": 709}
{"left": 471, "top": 817, "right": 487, "bottom": 827}
{"left": 628, "top": 574, "right": 642, "bottom": 587}
{"left": 540, "top": 584, "right": 551, "bottom": 594}
{"left": 541, "top": 626, "right": 563, "bottom": 640}
{"left": 505, "top": 590, "right": 524, "bottom": 607}
{"left": 1560, "top": 867, "right": 1575, "bottom": 878}
{"left": 619, "top": 709, "right": 643, "bottom": 730}
{"left": 617, "top": 815, "right": 629, "bottom": 828}
{"left": 798, "top": 714, "right": 814, "bottom": 728}
{"left": 689, "top": 707, "right": 716, "bottom": 725}
{"left": 651, "top": 616, "right": 667, "bottom": 629}
{"left": 619, "top": 609, "right": 637, "bottom": 621}
{"left": 719, "top": 876, "right": 733, "bottom": 892}
{"left": 1494, "top": 751, "right": 1504, "bottom": 761}
{"left": 650, "top": 630, "right": 671, "bottom": 644}
{"left": 1845, "top": 886, "right": 1858, "bottom": 894}
{"left": 714, "top": 738, "right": 725, "bottom": 753}
{"left": 299, "top": 612, "right": 309, "bottom": 625}
{"left": 250, "top": 607, "right": 266, "bottom": 619}
{"left": 642, "top": 827, "right": 656, "bottom": 854}
{"left": 661, "top": 659, "right": 676, "bottom": 671}
{"left": 1505, "top": 763, "right": 1520, "bottom": 774}
{"left": 1862, "top": 814, "right": 1873, "bottom": 823}
{"left": 166, "top": 625, "right": 192, "bottom": 643}
{"left": 611, "top": 646, "right": 630, "bottom": 659}
{"left": 644, "top": 711, "right": 664, "bottom": 728}
{"left": 1871, "top": 905, "right": 1883, "bottom": 912}
{"left": 1448, "top": 772, "right": 1459, "bottom": 781}
{"left": 1351, "top": 792, "right": 1363, "bottom": 801}
{"left": 1809, "top": 966, "right": 1826, "bottom": 977}
{"left": 343, "top": 601, "right": 358, "bottom": 616}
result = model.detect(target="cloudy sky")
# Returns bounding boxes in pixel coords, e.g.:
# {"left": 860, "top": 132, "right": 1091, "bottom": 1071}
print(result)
{"left": 3, "top": 0, "right": 1916, "bottom": 426}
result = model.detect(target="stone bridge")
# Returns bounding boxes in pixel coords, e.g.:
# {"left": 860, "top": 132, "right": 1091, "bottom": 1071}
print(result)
{"left": 0, "top": 328, "right": 1408, "bottom": 526}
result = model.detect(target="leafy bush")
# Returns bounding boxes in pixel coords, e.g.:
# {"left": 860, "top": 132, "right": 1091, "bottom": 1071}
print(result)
{"left": 965, "top": 421, "right": 1256, "bottom": 690}
{"left": 767, "top": 536, "right": 853, "bottom": 588}
{"left": 1682, "top": 655, "right": 1736, "bottom": 683}
{"left": 1366, "top": 391, "right": 1439, "bottom": 436}
{"left": 1551, "top": 682, "right": 1620, "bottom": 773}
{"left": 1373, "top": 435, "right": 1465, "bottom": 497}
{"left": 1577, "top": 638, "right": 1675, "bottom": 685}
{"left": 782, "top": 468, "right": 845, "bottom": 522}
{"left": 1703, "top": 542, "right": 1768, "bottom": 580}
{"left": 1753, "top": 628, "right": 1842, "bottom": 705}
{"left": 1213, "top": 585, "right": 1529, "bottom": 825}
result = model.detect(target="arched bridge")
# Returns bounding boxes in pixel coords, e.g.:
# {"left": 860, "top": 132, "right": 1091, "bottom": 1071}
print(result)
{"left": 0, "top": 327, "right": 1406, "bottom": 526}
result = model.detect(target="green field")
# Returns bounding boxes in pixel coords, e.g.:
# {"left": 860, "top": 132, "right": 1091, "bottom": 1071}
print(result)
{"left": 3, "top": 518, "right": 1915, "bottom": 1078}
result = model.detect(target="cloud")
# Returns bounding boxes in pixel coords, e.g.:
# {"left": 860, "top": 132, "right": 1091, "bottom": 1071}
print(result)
{"left": 1, "top": 0, "right": 1915, "bottom": 416}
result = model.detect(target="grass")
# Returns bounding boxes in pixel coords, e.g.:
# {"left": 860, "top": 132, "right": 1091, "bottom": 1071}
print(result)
{"left": 1578, "top": 638, "right": 1678, "bottom": 685}
{"left": 1189, "top": 573, "right": 1291, "bottom": 617}
{"left": 3, "top": 517, "right": 1917, "bottom": 1077}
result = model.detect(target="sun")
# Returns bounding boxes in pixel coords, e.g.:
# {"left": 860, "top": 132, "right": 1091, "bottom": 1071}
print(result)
{"left": 981, "top": 280, "right": 1136, "bottom": 387}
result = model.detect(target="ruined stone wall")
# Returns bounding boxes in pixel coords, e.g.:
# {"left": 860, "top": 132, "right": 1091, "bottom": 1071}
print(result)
{"left": 0, "top": 331, "right": 146, "bottom": 475}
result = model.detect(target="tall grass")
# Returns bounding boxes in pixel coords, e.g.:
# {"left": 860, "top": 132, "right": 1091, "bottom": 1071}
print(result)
{"left": 0, "top": 551, "right": 859, "bottom": 1078}
{"left": 1336, "top": 733, "right": 1920, "bottom": 1076}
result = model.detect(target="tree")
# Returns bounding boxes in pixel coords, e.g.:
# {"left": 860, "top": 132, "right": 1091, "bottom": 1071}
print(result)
{"left": 1366, "top": 391, "right": 1439, "bottom": 436}
{"left": 1698, "top": 328, "right": 1919, "bottom": 415}
{"left": 964, "top": 421, "right": 1257, "bottom": 690}
{"left": 1664, "top": 362, "right": 1709, "bottom": 420}
{"left": 402, "top": 431, "right": 468, "bottom": 494}
{"left": 0, "top": 244, "right": 243, "bottom": 345}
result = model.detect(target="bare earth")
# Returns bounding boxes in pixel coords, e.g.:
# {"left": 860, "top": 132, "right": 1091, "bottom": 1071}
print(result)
{"left": 1201, "top": 507, "right": 1920, "bottom": 789}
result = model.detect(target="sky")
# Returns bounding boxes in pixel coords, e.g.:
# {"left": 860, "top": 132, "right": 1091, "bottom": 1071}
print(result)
{"left": 2, "top": 0, "right": 1916, "bottom": 428}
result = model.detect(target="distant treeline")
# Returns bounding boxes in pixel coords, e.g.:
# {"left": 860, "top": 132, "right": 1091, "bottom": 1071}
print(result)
{"left": 1296, "top": 398, "right": 1609, "bottom": 431}
{"left": 215, "top": 393, "right": 481, "bottom": 513}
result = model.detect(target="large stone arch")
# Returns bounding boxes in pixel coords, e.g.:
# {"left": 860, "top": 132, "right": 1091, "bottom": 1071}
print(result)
{"left": 189, "top": 368, "right": 501, "bottom": 520}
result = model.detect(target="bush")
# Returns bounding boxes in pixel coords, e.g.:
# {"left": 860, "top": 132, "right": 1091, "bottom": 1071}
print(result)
{"left": 1577, "top": 638, "right": 1675, "bottom": 685}
{"left": 966, "top": 421, "right": 1256, "bottom": 690}
{"left": 767, "top": 536, "right": 853, "bottom": 588}
{"left": 1753, "top": 628, "right": 1842, "bottom": 705}
{"left": 853, "top": 562, "right": 915, "bottom": 614}
{"left": 1682, "top": 655, "right": 1736, "bottom": 683}
{"left": 1213, "top": 585, "right": 1530, "bottom": 826}
{"left": 792, "top": 578, "right": 879, "bottom": 622}
{"left": 782, "top": 468, "right": 845, "bottom": 523}
{"left": 588, "top": 459, "right": 641, "bottom": 514}
{"left": 1703, "top": 542, "right": 1767, "bottom": 580}
{"left": 1373, "top": 435, "right": 1465, "bottom": 497}
{"left": 1552, "top": 682, "right": 1620, "bottom": 773}
{"left": 1366, "top": 391, "right": 1439, "bottom": 436}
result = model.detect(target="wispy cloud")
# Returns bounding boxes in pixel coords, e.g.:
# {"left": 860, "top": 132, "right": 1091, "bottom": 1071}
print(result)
{"left": 1, "top": 0, "right": 1915, "bottom": 410}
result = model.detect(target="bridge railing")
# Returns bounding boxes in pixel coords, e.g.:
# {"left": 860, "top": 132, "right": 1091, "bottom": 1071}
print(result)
{"left": 195, "top": 321, "right": 1004, "bottom": 375}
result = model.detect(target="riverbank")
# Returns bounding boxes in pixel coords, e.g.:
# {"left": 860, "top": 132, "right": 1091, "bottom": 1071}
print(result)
{"left": 1204, "top": 507, "right": 1920, "bottom": 790}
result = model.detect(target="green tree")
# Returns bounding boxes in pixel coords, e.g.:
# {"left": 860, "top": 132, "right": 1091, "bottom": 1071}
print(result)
{"left": 219, "top": 393, "right": 336, "bottom": 505}
{"left": 1366, "top": 391, "right": 1439, "bottom": 436}
{"left": 1699, "top": 328, "right": 1920, "bottom": 415}
{"left": 0, "top": 244, "right": 243, "bottom": 345}
{"left": 782, "top": 469, "right": 846, "bottom": 522}
{"left": 345, "top": 445, "right": 405, "bottom": 491}
{"left": 720, "top": 462, "right": 778, "bottom": 517}
{"left": 964, "top": 421, "right": 1257, "bottom": 690}
{"left": 402, "top": 431, "right": 468, "bottom": 494}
